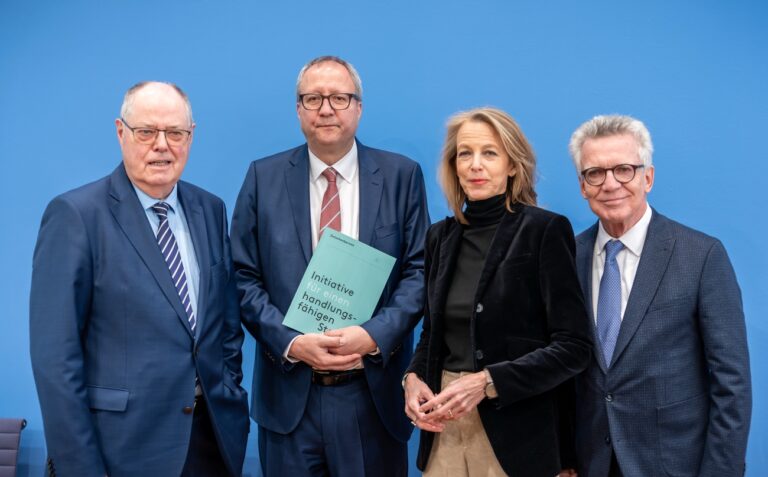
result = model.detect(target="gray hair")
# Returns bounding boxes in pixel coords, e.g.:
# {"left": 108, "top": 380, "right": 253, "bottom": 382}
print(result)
{"left": 568, "top": 114, "right": 653, "bottom": 173}
{"left": 120, "top": 81, "right": 194, "bottom": 125}
{"left": 295, "top": 56, "right": 363, "bottom": 100}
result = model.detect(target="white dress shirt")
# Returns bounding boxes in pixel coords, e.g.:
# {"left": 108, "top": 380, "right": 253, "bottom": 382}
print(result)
{"left": 308, "top": 143, "right": 360, "bottom": 249}
{"left": 590, "top": 204, "right": 652, "bottom": 322}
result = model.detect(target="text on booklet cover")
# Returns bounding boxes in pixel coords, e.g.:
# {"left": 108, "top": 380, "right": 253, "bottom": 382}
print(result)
{"left": 283, "top": 230, "right": 396, "bottom": 333}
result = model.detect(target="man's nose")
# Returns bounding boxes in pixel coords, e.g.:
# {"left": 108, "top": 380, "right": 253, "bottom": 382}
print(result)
{"left": 601, "top": 169, "right": 622, "bottom": 189}
{"left": 318, "top": 97, "right": 335, "bottom": 115}
{"left": 152, "top": 130, "right": 170, "bottom": 150}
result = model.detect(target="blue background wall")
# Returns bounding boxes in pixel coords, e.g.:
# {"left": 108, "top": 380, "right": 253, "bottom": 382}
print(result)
{"left": 1, "top": 1, "right": 765, "bottom": 474}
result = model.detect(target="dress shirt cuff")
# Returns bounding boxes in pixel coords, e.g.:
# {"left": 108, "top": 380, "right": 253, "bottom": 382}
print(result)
{"left": 283, "top": 336, "right": 301, "bottom": 363}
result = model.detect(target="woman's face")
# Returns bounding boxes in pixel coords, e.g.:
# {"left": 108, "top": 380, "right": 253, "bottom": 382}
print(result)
{"left": 455, "top": 120, "right": 514, "bottom": 201}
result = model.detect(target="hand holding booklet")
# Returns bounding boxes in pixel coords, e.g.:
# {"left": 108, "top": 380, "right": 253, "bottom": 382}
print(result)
{"left": 282, "top": 230, "right": 397, "bottom": 334}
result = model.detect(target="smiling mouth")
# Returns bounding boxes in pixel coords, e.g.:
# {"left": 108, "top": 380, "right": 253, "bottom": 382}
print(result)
{"left": 601, "top": 197, "right": 628, "bottom": 205}
{"left": 148, "top": 160, "right": 172, "bottom": 166}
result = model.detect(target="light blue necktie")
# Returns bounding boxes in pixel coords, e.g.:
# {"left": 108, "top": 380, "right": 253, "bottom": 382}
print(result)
{"left": 152, "top": 202, "right": 197, "bottom": 332}
{"left": 597, "top": 240, "right": 624, "bottom": 367}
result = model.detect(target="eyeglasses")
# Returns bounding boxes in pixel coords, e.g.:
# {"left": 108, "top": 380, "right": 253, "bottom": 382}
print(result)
{"left": 120, "top": 118, "right": 192, "bottom": 145}
{"left": 298, "top": 93, "right": 359, "bottom": 111}
{"left": 581, "top": 164, "right": 645, "bottom": 186}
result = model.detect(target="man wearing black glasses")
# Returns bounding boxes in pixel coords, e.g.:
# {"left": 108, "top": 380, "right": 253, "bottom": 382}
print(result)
{"left": 30, "top": 81, "right": 250, "bottom": 476}
{"left": 567, "top": 115, "right": 751, "bottom": 477}
{"left": 231, "top": 56, "right": 430, "bottom": 477}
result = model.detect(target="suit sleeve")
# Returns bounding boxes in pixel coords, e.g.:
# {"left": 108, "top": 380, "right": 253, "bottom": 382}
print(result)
{"left": 696, "top": 241, "right": 751, "bottom": 477}
{"left": 29, "top": 197, "right": 107, "bottom": 476}
{"left": 220, "top": 202, "right": 245, "bottom": 385}
{"left": 360, "top": 162, "right": 430, "bottom": 367}
{"left": 486, "top": 214, "right": 593, "bottom": 407}
{"left": 231, "top": 162, "right": 300, "bottom": 363}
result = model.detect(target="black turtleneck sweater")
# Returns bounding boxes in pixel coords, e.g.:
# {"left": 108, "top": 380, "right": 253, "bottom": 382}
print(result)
{"left": 442, "top": 194, "right": 506, "bottom": 372}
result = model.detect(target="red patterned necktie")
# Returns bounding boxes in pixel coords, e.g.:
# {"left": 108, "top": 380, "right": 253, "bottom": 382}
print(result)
{"left": 319, "top": 168, "right": 341, "bottom": 238}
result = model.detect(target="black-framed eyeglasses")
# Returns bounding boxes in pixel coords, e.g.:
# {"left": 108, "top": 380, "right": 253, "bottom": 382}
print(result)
{"left": 120, "top": 118, "right": 192, "bottom": 145}
{"left": 581, "top": 164, "right": 645, "bottom": 186}
{"left": 298, "top": 93, "right": 359, "bottom": 111}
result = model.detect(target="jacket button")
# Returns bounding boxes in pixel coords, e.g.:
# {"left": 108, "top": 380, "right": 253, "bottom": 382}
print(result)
{"left": 475, "top": 350, "right": 484, "bottom": 360}
{"left": 476, "top": 303, "right": 484, "bottom": 313}
{"left": 604, "top": 435, "right": 611, "bottom": 445}
{"left": 182, "top": 406, "right": 194, "bottom": 415}
{"left": 605, "top": 393, "right": 613, "bottom": 402}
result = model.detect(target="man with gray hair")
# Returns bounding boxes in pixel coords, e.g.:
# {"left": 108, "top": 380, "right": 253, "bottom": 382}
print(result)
{"left": 31, "top": 81, "right": 249, "bottom": 476}
{"left": 568, "top": 114, "right": 751, "bottom": 476}
{"left": 231, "top": 56, "right": 429, "bottom": 476}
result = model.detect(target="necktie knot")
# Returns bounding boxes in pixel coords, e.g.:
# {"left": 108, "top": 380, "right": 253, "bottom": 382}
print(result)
{"left": 151, "top": 202, "right": 170, "bottom": 219}
{"left": 605, "top": 239, "right": 624, "bottom": 261}
{"left": 322, "top": 168, "right": 338, "bottom": 183}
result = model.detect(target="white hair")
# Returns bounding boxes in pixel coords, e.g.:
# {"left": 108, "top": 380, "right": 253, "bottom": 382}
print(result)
{"left": 120, "top": 81, "right": 193, "bottom": 124}
{"left": 568, "top": 114, "right": 653, "bottom": 173}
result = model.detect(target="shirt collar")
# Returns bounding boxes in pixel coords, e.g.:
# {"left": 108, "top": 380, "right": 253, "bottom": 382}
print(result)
{"left": 132, "top": 183, "right": 180, "bottom": 213}
{"left": 595, "top": 203, "right": 652, "bottom": 257}
{"left": 308, "top": 142, "right": 358, "bottom": 184}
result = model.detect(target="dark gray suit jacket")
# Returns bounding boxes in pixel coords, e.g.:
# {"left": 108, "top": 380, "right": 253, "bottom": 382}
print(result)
{"left": 574, "top": 209, "right": 751, "bottom": 477}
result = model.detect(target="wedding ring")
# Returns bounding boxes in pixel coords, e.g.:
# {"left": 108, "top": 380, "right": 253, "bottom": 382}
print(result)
{"left": 448, "top": 409, "right": 454, "bottom": 418}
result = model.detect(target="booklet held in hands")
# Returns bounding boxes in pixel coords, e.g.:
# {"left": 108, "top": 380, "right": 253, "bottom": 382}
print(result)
{"left": 283, "top": 230, "right": 396, "bottom": 334}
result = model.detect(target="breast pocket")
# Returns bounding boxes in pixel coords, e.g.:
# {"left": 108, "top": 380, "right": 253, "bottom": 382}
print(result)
{"left": 373, "top": 222, "right": 401, "bottom": 256}
{"left": 374, "top": 222, "right": 399, "bottom": 240}
{"left": 210, "top": 261, "right": 227, "bottom": 285}
{"left": 500, "top": 252, "right": 534, "bottom": 270}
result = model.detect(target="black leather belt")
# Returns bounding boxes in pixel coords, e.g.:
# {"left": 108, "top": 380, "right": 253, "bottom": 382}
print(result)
{"left": 311, "top": 369, "right": 365, "bottom": 386}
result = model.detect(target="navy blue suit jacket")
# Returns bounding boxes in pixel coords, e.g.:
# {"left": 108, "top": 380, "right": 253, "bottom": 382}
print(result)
{"left": 574, "top": 209, "right": 751, "bottom": 477}
{"left": 30, "top": 164, "right": 250, "bottom": 477}
{"left": 230, "top": 140, "right": 430, "bottom": 443}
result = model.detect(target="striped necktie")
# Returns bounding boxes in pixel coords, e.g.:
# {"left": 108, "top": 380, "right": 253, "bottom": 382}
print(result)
{"left": 151, "top": 202, "right": 196, "bottom": 332}
{"left": 319, "top": 168, "right": 341, "bottom": 238}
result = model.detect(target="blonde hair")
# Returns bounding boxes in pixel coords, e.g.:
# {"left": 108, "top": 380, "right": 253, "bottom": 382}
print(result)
{"left": 438, "top": 107, "right": 537, "bottom": 224}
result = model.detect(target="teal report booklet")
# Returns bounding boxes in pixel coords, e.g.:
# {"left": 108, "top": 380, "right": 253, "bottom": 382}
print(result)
{"left": 282, "top": 230, "right": 396, "bottom": 334}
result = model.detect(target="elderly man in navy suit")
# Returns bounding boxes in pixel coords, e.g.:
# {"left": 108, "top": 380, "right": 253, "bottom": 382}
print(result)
{"left": 231, "top": 56, "right": 430, "bottom": 477}
{"left": 568, "top": 114, "right": 751, "bottom": 476}
{"left": 30, "top": 82, "right": 249, "bottom": 476}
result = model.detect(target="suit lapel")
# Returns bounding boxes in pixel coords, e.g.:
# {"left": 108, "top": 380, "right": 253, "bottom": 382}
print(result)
{"left": 611, "top": 210, "right": 675, "bottom": 365}
{"left": 432, "top": 220, "right": 463, "bottom": 316}
{"left": 285, "top": 146, "right": 312, "bottom": 264}
{"left": 107, "top": 165, "right": 194, "bottom": 339}
{"left": 357, "top": 141, "right": 383, "bottom": 246}
{"left": 179, "top": 185, "right": 211, "bottom": 338}
{"left": 577, "top": 224, "right": 606, "bottom": 371}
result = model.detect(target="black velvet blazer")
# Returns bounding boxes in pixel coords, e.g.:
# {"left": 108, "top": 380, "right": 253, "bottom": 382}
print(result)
{"left": 407, "top": 203, "right": 592, "bottom": 477}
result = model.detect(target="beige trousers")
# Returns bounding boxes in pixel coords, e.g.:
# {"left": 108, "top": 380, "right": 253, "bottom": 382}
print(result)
{"left": 423, "top": 370, "right": 508, "bottom": 477}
